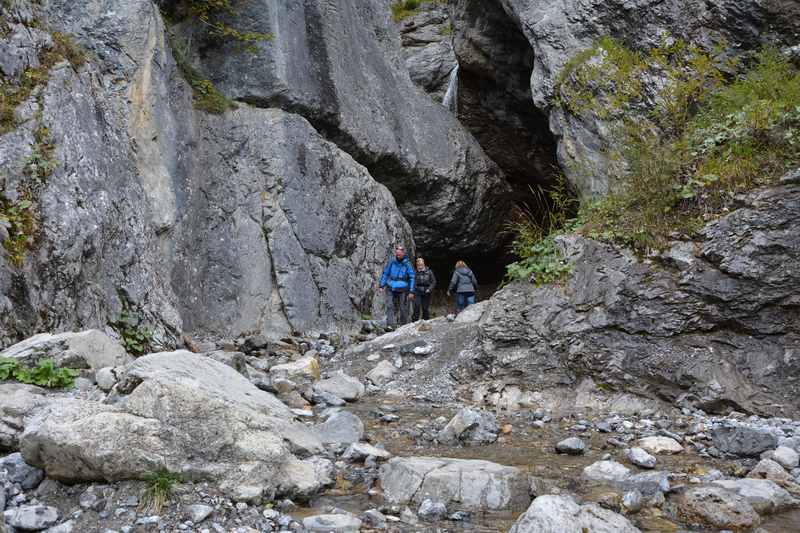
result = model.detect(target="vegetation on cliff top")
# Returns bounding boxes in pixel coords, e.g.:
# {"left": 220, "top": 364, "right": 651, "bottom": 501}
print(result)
{"left": 506, "top": 39, "right": 800, "bottom": 283}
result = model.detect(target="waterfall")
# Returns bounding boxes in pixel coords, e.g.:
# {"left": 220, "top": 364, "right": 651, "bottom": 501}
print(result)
{"left": 442, "top": 64, "right": 459, "bottom": 114}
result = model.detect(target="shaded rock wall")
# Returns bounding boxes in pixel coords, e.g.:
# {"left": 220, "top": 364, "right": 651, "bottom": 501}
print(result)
{"left": 0, "top": 0, "right": 419, "bottom": 345}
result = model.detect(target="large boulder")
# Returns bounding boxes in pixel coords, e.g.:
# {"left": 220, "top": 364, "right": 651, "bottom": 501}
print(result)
{"left": 0, "top": 330, "right": 131, "bottom": 371}
{"left": 0, "top": 384, "right": 50, "bottom": 451}
{"left": 473, "top": 185, "right": 800, "bottom": 417}
{"left": 509, "top": 495, "right": 641, "bottom": 533}
{"left": 669, "top": 485, "right": 761, "bottom": 530}
{"left": 313, "top": 372, "right": 364, "bottom": 402}
{"left": 713, "top": 478, "right": 799, "bottom": 515}
{"left": 19, "top": 352, "right": 327, "bottom": 500}
{"left": 711, "top": 425, "right": 780, "bottom": 457}
{"left": 380, "top": 457, "right": 530, "bottom": 512}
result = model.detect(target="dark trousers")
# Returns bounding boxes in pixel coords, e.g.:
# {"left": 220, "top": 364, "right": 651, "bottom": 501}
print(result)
{"left": 456, "top": 292, "right": 476, "bottom": 312}
{"left": 412, "top": 290, "right": 432, "bottom": 321}
{"left": 385, "top": 287, "right": 409, "bottom": 326}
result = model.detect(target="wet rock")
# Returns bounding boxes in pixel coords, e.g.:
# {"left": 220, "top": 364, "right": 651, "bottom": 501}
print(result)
{"left": 582, "top": 461, "right": 668, "bottom": 495}
{"left": 748, "top": 458, "right": 792, "bottom": 483}
{"left": 622, "top": 471, "right": 670, "bottom": 496}
{"left": 186, "top": 504, "right": 214, "bottom": 523}
{"left": 342, "top": 442, "right": 392, "bottom": 462}
{"left": 417, "top": 498, "right": 447, "bottom": 521}
{"left": 509, "top": 495, "right": 640, "bottom": 533}
{"left": 555, "top": 437, "right": 586, "bottom": 455}
{"left": 637, "top": 436, "right": 683, "bottom": 455}
{"left": 624, "top": 447, "right": 656, "bottom": 469}
{"left": 0, "top": 331, "right": 131, "bottom": 372}
{"left": 4, "top": 504, "right": 60, "bottom": 530}
{"left": 380, "top": 457, "right": 530, "bottom": 512}
{"left": 311, "top": 390, "right": 345, "bottom": 407}
{"left": 711, "top": 425, "right": 779, "bottom": 457}
{"left": 437, "top": 408, "right": 499, "bottom": 445}
{"left": 0, "top": 452, "right": 44, "bottom": 490}
{"left": 313, "top": 372, "right": 364, "bottom": 402}
{"left": 314, "top": 411, "right": 364, "bottom": 445}
{"left": 670, "top": 485, "right": 760, "bottom": 530}
{"left": 713, "top": 478, "right": 800, "bottom": 514}
{"left": 302, "top": 514, "right": 361, "bottom": 533}
{"left": 365, "top": 361, "right": 397, "bottom": 387}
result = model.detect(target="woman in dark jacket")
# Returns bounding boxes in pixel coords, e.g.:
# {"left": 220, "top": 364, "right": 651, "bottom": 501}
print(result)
{"left": 412, "top": 257, "right": 436, "bottom": 321}
{"left": 447, "top": 260, "right": 478, "bottom": 312}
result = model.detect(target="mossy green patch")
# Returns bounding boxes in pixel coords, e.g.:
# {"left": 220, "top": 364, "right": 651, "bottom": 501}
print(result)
{"left": 0, "top": 194, "right": 36, "bottom": 267}
{"left": 553, "top": 40, "right": 800, "bottom": 253}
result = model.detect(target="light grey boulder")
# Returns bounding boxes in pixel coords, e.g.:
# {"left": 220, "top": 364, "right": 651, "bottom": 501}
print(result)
{"left": 637, "top": 436, "right": 683, "bottom": 455}
{"left": 555, "top": 437, "right": 585, "bottom": 455}
{"left": 713, "top": 478, "right": 800, "bottom": 515}
{"left": 186, "top": 504, "right": 213, "bottom": 523}
{"left": 43, "top": 520, "right": 74, "bottom": 533}
{"left": 365, "top": 360, "right": 397, "bottom": 387}
{"left": 4, "top": 504, "right": 59, "bottom": 530}
{"left": 624, "top": 447, "right": 656, "bottom": 469}
{"left": 670, "top": 485, "right": 760, "bottom": 530}
{"left": 509, "top": 495, "right": 640, "bottom": 533}
{"left": 314, "top": 411, "right": 364, "bottom": 445}
{"left": 748, "top": 458, "right": 792, "bottom": 483}
{"left": 771, "top": 446, "right": 800, "bottom": 470}
{"left": 313, "top": 372, "right": 364, "bottom": 402}
{"left": 437, "top": 408, "right": 499, "bottom": 445}
{"left": 342, "top": 442, "right": 392, "bottom": 462}
{"left": 418, "top": 498, "right": 448, "bottom": 521}
{"left": 19, "top": 352, "right": 325, "bottom": 500}
{"left": 711, "top": 426, "right": 779, "bottom": 457}
{"left": 0, "top": 331, "right": 131, "bottom": 371}
{"left": 0, "top": 384, "right": 50, "bottom": 450}
{"left": 581, "top": 461, "right": 631, "bottom": 485}
{"left": 302, "top": 514, "right": 362, "bottom": 533}
{"left": 94, "top": 367, "right": 118, "bottom": 392}
{"left": 622, "top": 490, "right": 644, "bottom": 513}
{"left": 0, "top": 452, "right": 44, "bottom": 489}
{"left": 582, "top": 460, "right": 668, "bottom": 496}
{"left": 380, "top": 456, "right": 530, "bottom": 512}
{"left": 204, "top": 351, "right": 248, "bottom": 377}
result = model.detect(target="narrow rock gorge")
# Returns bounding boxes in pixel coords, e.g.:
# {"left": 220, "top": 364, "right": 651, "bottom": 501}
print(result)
{"left": 0, "top": 0, "right": 799, "bottom": 532}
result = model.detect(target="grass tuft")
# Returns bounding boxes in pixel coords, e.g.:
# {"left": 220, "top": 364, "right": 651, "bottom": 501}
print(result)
{"left": 141, "top": 470, "right": 181, "bottom": 514}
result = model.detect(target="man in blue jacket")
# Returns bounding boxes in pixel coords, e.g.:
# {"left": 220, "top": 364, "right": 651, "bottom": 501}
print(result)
{"left": 379, "top": 244, "right": 415, "bottom": 327}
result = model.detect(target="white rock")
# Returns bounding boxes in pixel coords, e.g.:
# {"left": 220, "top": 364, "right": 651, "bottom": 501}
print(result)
{"left": 624, "top": 447, "right": 656, "bottom": 469}
{"left": 772, "top": 446, "right": 800, "bottom": 470}
{"left": 509, "top": 495, "right": 640, "bottom": 533}
{"left": 713, "top": 478, "right": 800, "bottom": 514}
{"left": 637, "top": 436, "right": 683, "bottom": 455}
{"left": 0, "top": 330, "right": 131, "bottom": 371}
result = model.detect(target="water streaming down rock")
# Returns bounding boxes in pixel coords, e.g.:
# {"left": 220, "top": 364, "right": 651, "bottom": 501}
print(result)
{"left": 442, "top": 64, "right": 459, "bottom": 113}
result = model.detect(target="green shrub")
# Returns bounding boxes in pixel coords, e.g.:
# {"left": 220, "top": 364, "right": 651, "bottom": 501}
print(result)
{"left": 164, "top": 0, "right": 272, "bottom": 45}
{"left": 504, "top": 178, "right": 580, "bottom": 285}
{"left": 110, "top": 310, "right": 153, "bottom": 357}
{"left": 0, "top": 195, "right": 36, "bottom": 267}
{"left": 558, "top": 40, "right": 800, "bottom": 252}
{"left": 168, "top": 34, "right": 236, "bottom": 114}
{"left": 390, "top": 0, "right": 444, "bottom": 22}
{"left": 141, "top": 470, "right": 181, "bottom": 513}
{"left": 0, "top": 358, "right": 79, "bottom": 388}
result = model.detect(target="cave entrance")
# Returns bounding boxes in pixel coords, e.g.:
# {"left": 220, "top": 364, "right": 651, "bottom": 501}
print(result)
{"left": 447, "top": 0, "right": 572, "bottom": 287}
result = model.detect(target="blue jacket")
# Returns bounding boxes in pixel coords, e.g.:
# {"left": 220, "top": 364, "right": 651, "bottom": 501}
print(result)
{"left": 380, "top": 258, "right": 415, "bottom": 291}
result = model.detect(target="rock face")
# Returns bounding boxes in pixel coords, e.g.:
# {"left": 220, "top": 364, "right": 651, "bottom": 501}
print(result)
{"left": 451, "top": 0, "right": 800, "bottom": 197}
{"left": 509, "top": 495, "right": 640, "bottom": 533}
{"left": 380, "top": 457, "right": 530, "bottom": 512}
{"left": 19, "top": 352, "right": 327, "bottom": 500}
{"left": 476, "top": 184, "right": 800, "bottom": 417}
{"left": 182, "top": 0, "right": 510, "bottom": 257}
{"left": 396, "top": 4, "right": 457, "bottom": 101}
{"left": 0, "top": 0, "right": 508, "bottom": 346}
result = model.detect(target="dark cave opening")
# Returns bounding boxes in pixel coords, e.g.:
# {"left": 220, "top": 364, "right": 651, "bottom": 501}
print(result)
{"left": 423, "top": 0, "right": 570, "bottom": 289}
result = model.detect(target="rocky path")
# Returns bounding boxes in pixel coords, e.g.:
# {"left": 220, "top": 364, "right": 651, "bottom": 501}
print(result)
{"left": 1, "top": 319, "right": 800, "bottom": 532}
